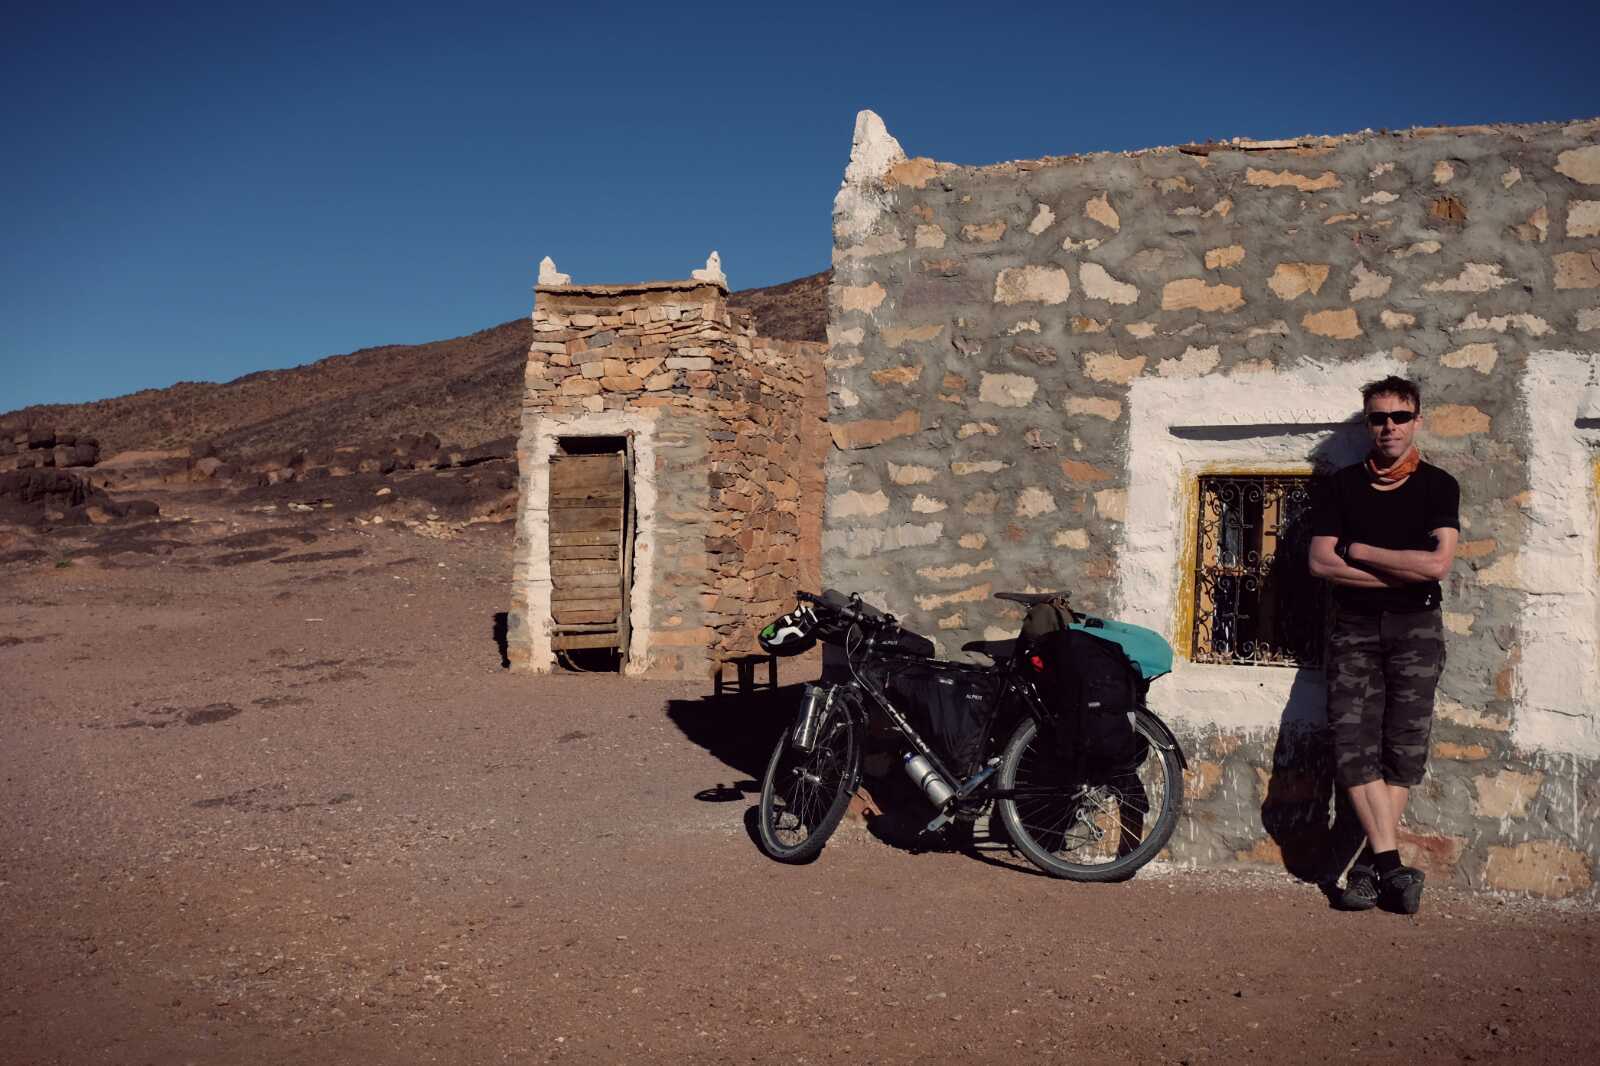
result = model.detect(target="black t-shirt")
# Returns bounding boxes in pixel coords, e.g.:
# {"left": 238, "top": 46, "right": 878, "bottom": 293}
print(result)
{"left": 1311, "top": 460, "right": 1460, "bottom": 613}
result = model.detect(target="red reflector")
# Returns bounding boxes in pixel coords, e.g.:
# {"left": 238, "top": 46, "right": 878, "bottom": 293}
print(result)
{"left": 1030, "top": 655, "right": 1045, "bottom": 671}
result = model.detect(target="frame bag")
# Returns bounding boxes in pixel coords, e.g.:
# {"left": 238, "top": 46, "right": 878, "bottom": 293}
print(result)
{"left": 886, "top": 664, "right": 1003, "bottom": 779}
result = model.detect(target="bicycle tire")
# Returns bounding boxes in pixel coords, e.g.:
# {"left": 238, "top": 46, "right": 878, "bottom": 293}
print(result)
{"left": 756, "top": 712, "right": 861, "bottom": 864}
{"left": 996, "top": 706, "right": 1183, "bottom": 882}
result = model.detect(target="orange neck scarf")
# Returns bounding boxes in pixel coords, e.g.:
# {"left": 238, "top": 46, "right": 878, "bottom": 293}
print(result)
{"left": 1367, "top": 445, "right": 1421, "bottom": 485}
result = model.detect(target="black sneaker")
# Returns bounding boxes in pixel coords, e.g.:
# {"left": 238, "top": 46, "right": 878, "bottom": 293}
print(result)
{"left": 1336, "top": 865, "right": 1380, "bottom": 911}
{"left": 1379, "top": 865, "right": 1426, "bottom": 915}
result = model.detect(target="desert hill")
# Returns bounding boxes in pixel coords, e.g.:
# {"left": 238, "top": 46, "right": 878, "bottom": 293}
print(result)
{"left": 2, "top": 271, "right": 828, "bottom": 461}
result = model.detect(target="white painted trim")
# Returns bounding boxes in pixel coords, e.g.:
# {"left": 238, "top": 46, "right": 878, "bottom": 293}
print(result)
{"left": 1514, "top": 351, "right": 1600, "bottom": 756}
{"left": 517, "top": 412, "right": 659, "bottom": 676}
{"left": 1117, "top": 354, "right": 1403, "bottom": 731}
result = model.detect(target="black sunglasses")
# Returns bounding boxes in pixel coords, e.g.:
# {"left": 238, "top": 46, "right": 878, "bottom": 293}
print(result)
{"left": 1365, "top": 410, "right": 1417, "bottom": 427}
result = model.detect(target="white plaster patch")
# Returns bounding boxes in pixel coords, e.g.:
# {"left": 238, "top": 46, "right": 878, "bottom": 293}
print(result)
{"left": 513, "top": 410, "right": 659, "bottom": 676}
{"left": 1116, "top": 354, "right": 1402, "bottom": 731}
{"left": 1512, "top": 351, "right": 1600, "bottom": 757}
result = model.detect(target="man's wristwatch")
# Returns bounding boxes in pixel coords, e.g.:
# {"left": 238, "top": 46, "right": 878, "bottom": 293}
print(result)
{"left": 1335, "top": 538, "right": 1352, "bottom": 561}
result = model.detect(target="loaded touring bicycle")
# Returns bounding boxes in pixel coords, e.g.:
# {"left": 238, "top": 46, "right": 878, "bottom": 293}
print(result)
{"left": 754, "top": 589, "right": 1187, "bottom": 882}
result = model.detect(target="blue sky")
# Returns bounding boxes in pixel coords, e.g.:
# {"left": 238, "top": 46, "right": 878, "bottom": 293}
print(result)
{"left": 4, "top": 0, "right": 1597, "bottom": 409}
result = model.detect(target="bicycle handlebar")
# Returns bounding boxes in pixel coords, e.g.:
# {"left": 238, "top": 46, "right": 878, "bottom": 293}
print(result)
{"left": 796, "top": 589, "right": 895, "bottom": 629}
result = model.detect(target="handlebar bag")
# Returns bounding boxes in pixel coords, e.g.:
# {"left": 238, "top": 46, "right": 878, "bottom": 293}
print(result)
{"left": 885, "top": 662, "right": 1003, "bottom": 779}
{"left": 1031, "top": 628, "right": 1147, "bottom": 781}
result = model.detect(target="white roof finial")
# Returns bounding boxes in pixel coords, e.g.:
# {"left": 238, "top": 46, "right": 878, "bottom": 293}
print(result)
{"left": 843, "top": 109, "right": 905, "bottom": 186}
{"left": 691, "top": 250, "right": 727, "bottom": 288}
{"left": 538, "top": 256, "right": 571, "bottom": 286}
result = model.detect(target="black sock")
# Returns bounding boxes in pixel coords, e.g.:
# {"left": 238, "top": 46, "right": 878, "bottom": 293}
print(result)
{"left": 1374, "top": 849, "right": 1402, "bottom": 877}
{"left": 1355, "top": 842, "right": 1376, "bottom": 868}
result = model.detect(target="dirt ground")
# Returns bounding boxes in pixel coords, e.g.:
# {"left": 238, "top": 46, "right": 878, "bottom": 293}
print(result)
{"left": 3, "top": 489, "right": 1598, "bottom": 1065}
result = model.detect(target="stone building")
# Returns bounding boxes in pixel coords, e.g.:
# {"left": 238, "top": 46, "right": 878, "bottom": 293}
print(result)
{"left": 825, "top": 110, "right": 1600, "bottom": 897}
{"left": 506, "top": 256, "right": 827, "bottom": 678}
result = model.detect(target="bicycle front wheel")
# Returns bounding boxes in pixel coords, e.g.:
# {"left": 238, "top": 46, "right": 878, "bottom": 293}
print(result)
{"left": 756, "top": 712, "right": 861, "bottom": 864}
{"left": 996, "top": 707, "right": 1183, "bottom": 882}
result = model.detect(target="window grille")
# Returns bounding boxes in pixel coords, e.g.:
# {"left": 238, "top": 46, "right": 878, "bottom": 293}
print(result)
{"left": 1191, "top": 475, "right": 1325, "bottom": 668}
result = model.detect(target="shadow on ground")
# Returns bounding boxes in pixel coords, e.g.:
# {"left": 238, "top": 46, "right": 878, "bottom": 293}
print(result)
{"left": 666, "top": 683, "right": 1036, "bottom": 869}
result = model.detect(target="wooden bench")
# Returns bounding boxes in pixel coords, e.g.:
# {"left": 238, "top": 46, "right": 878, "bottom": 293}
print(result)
{"left": 714, "top": 653, "right": 778, "bottom": 696}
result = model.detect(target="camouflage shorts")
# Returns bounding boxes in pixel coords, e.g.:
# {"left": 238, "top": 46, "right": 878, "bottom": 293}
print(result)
{"left": 1326, "top": 609, "right": 1446, "bottom": 788}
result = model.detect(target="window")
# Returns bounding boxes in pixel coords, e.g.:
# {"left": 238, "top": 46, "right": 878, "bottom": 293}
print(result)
{"left": 1191, "top": 475, "right": 1325, "bottom": 667}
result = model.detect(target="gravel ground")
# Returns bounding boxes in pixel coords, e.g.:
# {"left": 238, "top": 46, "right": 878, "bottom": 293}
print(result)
{"left": 3, "top": 493, "right": 1597, "bottom": 1064}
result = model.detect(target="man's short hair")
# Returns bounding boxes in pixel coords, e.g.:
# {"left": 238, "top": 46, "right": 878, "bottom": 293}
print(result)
{"left": 1361, "top": 375, "right": 1422, "bottom": 412}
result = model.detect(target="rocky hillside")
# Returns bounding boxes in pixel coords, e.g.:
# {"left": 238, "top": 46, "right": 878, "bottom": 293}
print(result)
{"left": 3, "top": 271, "right": 828, "bottom": 461}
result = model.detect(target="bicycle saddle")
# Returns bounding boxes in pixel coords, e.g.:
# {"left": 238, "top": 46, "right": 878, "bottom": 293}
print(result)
{"left": 961, "top": 638, "right": 1018, "bottom": 661}
{"left": 993, "top": 591, "right": 1067, "bottom": 606}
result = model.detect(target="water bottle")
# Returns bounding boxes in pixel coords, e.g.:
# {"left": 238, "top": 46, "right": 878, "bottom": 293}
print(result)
{"left": 903, "top": 752, "right": 955, "bottom": 808}
{"left": 791, "top": 683, "right": 831, "bottom": 752}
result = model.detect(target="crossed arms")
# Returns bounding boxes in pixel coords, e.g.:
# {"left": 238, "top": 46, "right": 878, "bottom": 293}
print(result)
{"left": 1308, "top": 530, "right": 1459, "bottom": 588}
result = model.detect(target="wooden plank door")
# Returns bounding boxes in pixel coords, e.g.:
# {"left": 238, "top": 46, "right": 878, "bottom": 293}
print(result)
{"left": 549, "top": 450, "right": 626, "bottom": 651}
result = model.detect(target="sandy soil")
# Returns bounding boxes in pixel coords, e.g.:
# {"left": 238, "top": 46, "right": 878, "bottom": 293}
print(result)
{"left": 3, "top": 489, "right": 1597, "bottom": 1064}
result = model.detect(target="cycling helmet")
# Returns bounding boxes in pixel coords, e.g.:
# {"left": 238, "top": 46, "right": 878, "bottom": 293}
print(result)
{"left": 758, "top": 604, "right": 818, "bottom": 656}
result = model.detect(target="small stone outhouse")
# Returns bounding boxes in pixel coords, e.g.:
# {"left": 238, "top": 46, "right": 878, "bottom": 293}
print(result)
{"left": 506, "top": 256, "right": 828, "bottom": 678}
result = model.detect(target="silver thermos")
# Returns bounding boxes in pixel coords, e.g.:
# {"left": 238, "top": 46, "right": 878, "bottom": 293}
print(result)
{"left": 903, "top": 752, "right": 955, "bottom": 807}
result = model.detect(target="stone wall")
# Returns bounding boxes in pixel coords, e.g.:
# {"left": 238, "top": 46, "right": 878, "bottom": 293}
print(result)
{"left": 508, "top": 262, "right": 826, "bottom": 678}
{"left": 825, "top": 110, "right": 1600, "bottom": 898}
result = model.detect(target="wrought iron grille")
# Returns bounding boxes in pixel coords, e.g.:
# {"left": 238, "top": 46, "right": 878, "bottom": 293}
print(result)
{"left": 1191, "top": 475, "right": 1325, "bottom": 668}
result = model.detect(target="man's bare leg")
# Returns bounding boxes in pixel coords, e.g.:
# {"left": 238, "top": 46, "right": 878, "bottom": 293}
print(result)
{"left": 1386, "top": 783, "right": 1409, "bottom": 841}
{"left": 1346, "top": 779, "right": 1398, "bottom": 853}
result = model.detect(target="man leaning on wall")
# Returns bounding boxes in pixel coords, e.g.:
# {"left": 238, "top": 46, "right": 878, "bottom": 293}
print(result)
{"left": 1308, "top": 375, "right": 1460, "bottom": 915}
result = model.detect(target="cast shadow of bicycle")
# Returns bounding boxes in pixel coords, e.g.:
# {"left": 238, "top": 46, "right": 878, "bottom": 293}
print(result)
{"left": 664, "top": 677, "right": 1042, "bottom": 872}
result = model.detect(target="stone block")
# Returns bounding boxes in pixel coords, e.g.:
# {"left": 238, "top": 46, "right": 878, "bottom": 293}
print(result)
{"left": 1396, "top": 829, "right": 1467, "bottom": 883}
{"left": 1554, "top": 251, "right": 1600, "bottom": 290}
{"left": 1205, "top": 245, "right": 1245, "bottom": 270}
{"left": 1473, "top": 768, "right": 1544, "bottom": 819}
{"left": 1245, "top": 168, "right": 1340, "bottom": 192}
{"left": 830, "top": 411, "right": 920, "bottom": 450}
{"left": 1066, "top": 396, "right": 1121, "bottom": 421}
{"left": 839, "top": 283, "right": 887, "bottom": 313}
{"left": 1302, "top": 308, "right": 1362, "bottom": 339}
{"left": 1440, "top": 343, "right": 1498, "bottom": 373}
{"left": 1267, "top": 262, "right": 1330, "bottom": 300}
{"left": 1079, "top": 263, "right": 1139, "bottom": 305}
{"left": 1083, "top": 192, "right": 1120, "bottom": 231}
{"left": 1555, "top": 145, "right": 1600, "bottom": 184}
{"left": 977, "top": 372, "right": 1038, "bottom": 407}
{"left": 994, "top": 266, "right": 1070, "bottom": 306}
{"left": 1484, "top": 841, "right": 1594, "bottom": 898}
{"left": 1429, "top": 404, "right": 1491, "bottom": 437}
{"left": 1161, "top": 278, "right": 1244, "bottom": 313}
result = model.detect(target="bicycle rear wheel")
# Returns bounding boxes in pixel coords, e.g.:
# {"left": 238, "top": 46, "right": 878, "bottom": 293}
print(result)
{"left": 756, "top": 712, "right": 861, "bottom": 864}
{"left": 996, "top": 707, "right": 1183, "bottom": 882}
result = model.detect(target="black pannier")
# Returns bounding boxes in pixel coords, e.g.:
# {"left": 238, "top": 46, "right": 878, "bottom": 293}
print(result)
{"left": 1031, "top": 627, "right": 1147, "bottom": 781}
{"left": 885, "top": 663, "right": 1004, "bottom": 779}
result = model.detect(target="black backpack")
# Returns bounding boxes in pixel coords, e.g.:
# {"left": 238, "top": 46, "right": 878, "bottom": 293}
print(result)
{"left": 1029, "top": 626, "right": 1147, "bottom": 782}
